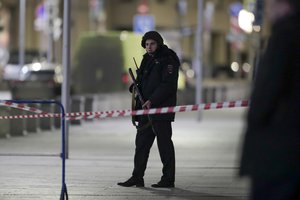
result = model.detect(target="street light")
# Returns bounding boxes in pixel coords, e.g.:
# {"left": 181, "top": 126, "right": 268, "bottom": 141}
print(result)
{"left": 238, "top": 9, "right": 255, "bottom": 33}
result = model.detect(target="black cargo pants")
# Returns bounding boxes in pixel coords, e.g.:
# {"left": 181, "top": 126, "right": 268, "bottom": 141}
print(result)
{"left": 132, "top": 120, "right": 175, "bottom": 183}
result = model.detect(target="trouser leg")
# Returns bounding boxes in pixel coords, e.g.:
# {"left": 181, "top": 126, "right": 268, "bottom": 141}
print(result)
{"left": 155, "top": 121, "right": 175, "bottom": 183}
{"left": 132, "top": 121, "right": 155, "bottom": 179}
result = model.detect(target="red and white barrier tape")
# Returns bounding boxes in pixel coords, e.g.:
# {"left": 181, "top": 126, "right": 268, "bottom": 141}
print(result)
{"left": 0, "top": 100, "right": 249, "bottom": 121}
{"left": 0, "top": 100, "right": 46, "bottom": 114}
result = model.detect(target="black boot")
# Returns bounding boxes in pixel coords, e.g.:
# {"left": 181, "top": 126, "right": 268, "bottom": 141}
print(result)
{"left": 151, "top": 180, "right": 174, "bottom": 188}
{"left": 117, "top": 177, "right": 144, "bottom": 187}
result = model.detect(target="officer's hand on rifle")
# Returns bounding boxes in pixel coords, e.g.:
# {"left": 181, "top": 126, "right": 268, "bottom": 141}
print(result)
{"left": 142, "top": 100, "right": 151, "bottom": 109}
{"left": 129, "top": 83, "right": 134, "bottom": 93}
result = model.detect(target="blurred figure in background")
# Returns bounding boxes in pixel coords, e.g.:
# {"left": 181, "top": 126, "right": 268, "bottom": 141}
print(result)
{"left": 239, "top": 0, "right": 300, "bottom": 199}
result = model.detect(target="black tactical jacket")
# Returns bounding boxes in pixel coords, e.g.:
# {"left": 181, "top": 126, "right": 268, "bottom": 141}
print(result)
{"left": 133, "top": 45, "right": 180, "bottom": 121}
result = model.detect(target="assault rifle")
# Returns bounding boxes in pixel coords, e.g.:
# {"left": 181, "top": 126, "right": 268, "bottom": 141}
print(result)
{"left": 128, "top": 58, "right": 157, "bottom": 134}
{"left": 129, "top": 57, "right": 145, "bottom": 106}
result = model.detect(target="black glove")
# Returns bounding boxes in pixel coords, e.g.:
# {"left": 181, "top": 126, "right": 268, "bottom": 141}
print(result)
{"left": 129, "top": 83, "right": 134, "bottom": 93}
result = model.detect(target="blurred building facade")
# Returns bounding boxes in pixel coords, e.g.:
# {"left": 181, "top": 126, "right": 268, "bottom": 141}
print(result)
{"left": 0, "top": 0, "right": 269, "bottom": 81}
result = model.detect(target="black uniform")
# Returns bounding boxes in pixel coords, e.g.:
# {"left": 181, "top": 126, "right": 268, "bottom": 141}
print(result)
{"left": 132, "top": 44, "right": 180, "bottom": 184}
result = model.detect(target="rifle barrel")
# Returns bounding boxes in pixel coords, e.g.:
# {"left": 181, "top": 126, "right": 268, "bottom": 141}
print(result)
{"left": 133, "top": 57, "right": 139, "bottom": 70}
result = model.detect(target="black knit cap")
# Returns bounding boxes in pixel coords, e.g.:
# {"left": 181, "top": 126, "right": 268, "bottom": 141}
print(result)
{"left": 141, "top": 31, "right": 164, "bottom": 48}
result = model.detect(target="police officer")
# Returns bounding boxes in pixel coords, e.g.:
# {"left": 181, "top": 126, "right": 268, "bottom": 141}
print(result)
{"left": 118, "top": 31, "right": 180, "bottom": 188}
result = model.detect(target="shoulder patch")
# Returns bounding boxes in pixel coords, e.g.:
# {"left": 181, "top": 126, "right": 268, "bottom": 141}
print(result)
{"left": 167, "top": 65, "right": 174, "bottom": 74}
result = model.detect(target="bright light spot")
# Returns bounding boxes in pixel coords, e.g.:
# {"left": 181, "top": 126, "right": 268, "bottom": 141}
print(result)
{"left": 253, "top": 25, "right": 261, "bottom": 32}
{"left": 238, "top": 9, "right": 255, "bottom": 33}
{"left": 55, "top": 66, "right": 61, "bottom": 73}
{"left": 32, "top": 62, "right": 41, "bottom": 71}
{"left": 231, "top": 62, "right": 239, "bottom": 72}
{"left": 242, "top": 63, "right": 251, "bottom": 72}
{"left": 181, "top": 62, "right": 190, "bottom": 71}
{"left": 120, "top": 31, "right": 128, "bottom": 41}
{"left": 186, "top": 69, "right": 195, "bottom": 78}
{"left": 21, "top": 66, "right": 28, "bottom": 74}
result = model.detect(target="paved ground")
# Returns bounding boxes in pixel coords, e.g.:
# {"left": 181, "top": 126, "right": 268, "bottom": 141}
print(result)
{"left": 0, "top": 107, "right": 250, "bottom": 200}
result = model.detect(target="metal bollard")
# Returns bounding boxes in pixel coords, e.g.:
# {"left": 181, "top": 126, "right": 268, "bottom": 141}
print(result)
{"left": 25, "top": 103, "right": 38, "bottom": 133}
{"left": 0, "top": 106, "right": 10, "bottom": 138}
{"left": 70, "top": 96, "right": 82, "bottom": 125}
{"left": 39, "top": 104, "right": 53, "bottom": 130}
{"left": 84, "top": 96, "right": 93, "bottom": 121}
{"left": 10, "top": 108, "right": 25, "bottom": 136}
{"left": 54, "top": 102, "right": 61, "bottom": 128}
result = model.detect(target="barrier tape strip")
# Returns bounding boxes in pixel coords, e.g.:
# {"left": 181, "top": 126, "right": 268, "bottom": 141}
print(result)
{"left": 0, "top": 100, "right": 249, "bottom": 121}
{"left": 0, "top": 100, "right": 46, "bottom": 114}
